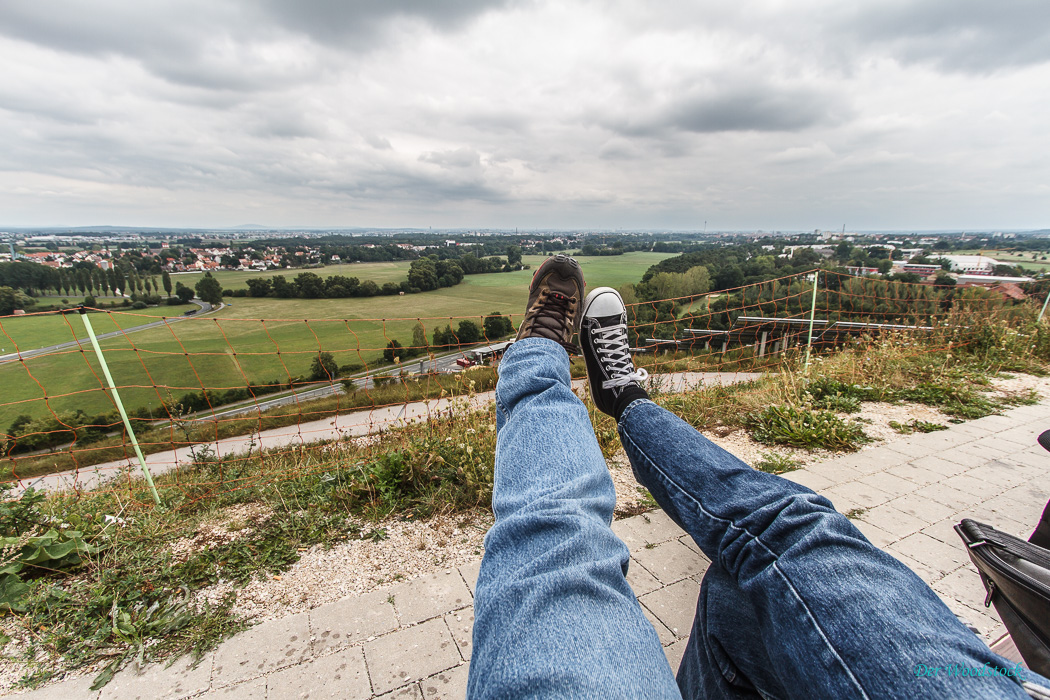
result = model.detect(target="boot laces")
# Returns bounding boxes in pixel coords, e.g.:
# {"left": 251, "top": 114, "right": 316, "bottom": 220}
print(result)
{"left": 594, "top": 322, "right": 649, "bottom": 388}
{"left": 534, "top": 291, "right": 578, "bottom": 352}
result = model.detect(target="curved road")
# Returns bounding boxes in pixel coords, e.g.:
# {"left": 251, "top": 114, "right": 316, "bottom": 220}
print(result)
{"left": 0, "top": 300, "right": 216, "bottom": 365}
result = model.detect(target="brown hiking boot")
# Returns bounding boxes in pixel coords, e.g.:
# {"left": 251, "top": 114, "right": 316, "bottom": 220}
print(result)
{"left": 514, "top": 254, "right": 585, "bottom": 353}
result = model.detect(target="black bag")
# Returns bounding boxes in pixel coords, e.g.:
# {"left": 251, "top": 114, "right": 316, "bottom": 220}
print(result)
{"left": 955, "top": 518, "right": 1050, "bottom": 678}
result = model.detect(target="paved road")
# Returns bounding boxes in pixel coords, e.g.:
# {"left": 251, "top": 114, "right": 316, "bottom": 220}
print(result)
{"left": 0, "top": 300, "right": 215, "bottom": 365}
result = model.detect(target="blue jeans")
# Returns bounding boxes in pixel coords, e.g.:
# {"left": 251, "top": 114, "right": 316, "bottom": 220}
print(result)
{"left": 468, "top": 338, "right": 1047, "bottom": 699}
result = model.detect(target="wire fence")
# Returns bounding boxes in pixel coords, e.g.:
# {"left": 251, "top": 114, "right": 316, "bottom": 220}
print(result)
{"left": 0, "top": 269, "right": 1040, "bottom": 505}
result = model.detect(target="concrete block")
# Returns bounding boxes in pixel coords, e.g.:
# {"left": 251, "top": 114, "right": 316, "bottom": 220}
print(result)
{"left": 444, "top": 609, "right": 474, "bottom": 662}
{"left": 910, "top": 455, "right": 968, "bottom": 478}
{"left": 851, "top": 518, "right": 897, "bottom": 548}
{"left": 857, "top": 504, "right": 928, "bottom": 539}
{"left": 364, "top": 618, "right": 461, "bottom": 695}
{"left": 912, "top": 483, "right": 980, "bottom": 512}
{"left": 639, "top": 579, "right": 700, "bottom": 639}
{"left": 311, "top": 589, "right": 400, "bottom": 654}
{"left": 264, "top": 646, "right": 371, "bottom": 700}
{"left": 920, "top": 518, "right": 965, "bottom": 547}
{"left": 198, "top": 679, "right": 265, "bottom": 700}
{"left": 932, "top": 567, "right": 989, "bottom": 612}
{"left": 678, "top": 534, "right": 703, "bottom": 556}
{"left": 856, "top": 471, "right": 915, "bottom": 498}
{"left": 642, "top": 603, "right": 677, "bottom": 645}
{"left": 779, "top": 469, "right": 835, "bottom": 492}
{"left": 941, "top": 473, "right": 1000, "bottom": 499}
{"left": 624, "top": 509, "right": 686, "bottom": 546}
{"left": 664, "top": 639, "right": 689, "bottom": 675}
{"left": 885, "top": 548, "right": 941, "bottom": 585}
{"left": 212, "top": 611, "right": 311, "bottom": 686}
{"left": 101, "top": 654, "right": 212, "bottom": 700}
{"left": 968, "top": 438, "right": 1021, "bottom": 458}
{"left": 965, "top": 462, "right": 1027, "bottom": 489}
{"left": 377, "top": 684, "right": 423, "bottom": 699}
{"left": 625, "top": 558, "right": 664, "bottom": 595}
{"left": 884, "top": 493, "right": 955, "bottom": 524}
{"left": 458, "top": 560, "right": 481, "bottom": 596}
{"left": 885, "top": 463, "right": 943, "bottom": 487}
{"left": 390, "top": 570, "right": 472, "bottom": 626}
{"left": 822, "top": 480, "right": 894, "bottom": 509}
{"left": 419, "top": 663, "right": 469, "bottom": 700}
{"left": 883, "top": 441, "right": 941, "bottom": 459}
{"left": 611, "top": 517, "right": 646, "bottom": 552}
{"left": 888, "top": 532, "right": 968, "bottom": 577}
{"left": 805, "top": 460, "right": 861, "bottom": 483}
{"left": 631, "top": 539, "right": 710, "bottom": 585}
{"left": 19, "top": 674, "right": 101, "bottom": 700}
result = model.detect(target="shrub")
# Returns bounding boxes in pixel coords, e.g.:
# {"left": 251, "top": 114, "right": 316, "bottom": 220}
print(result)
{"left": 131, "top": 301, "right": 148, "bottom": 310}
{"left": 753, "top": 452, "right": 802, "bottom": 474}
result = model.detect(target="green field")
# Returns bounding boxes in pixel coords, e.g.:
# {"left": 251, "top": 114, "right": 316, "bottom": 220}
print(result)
{"left": 172, "top": 261, "right": 416, "bottom": 291}
{"left": 0, "top": 304, "right": 196, "bottom": 354}
{"left": 0, "top": 252, "right": 672, "bottom": 428}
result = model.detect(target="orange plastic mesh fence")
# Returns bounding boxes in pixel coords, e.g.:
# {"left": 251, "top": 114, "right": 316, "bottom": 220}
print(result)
{"left": 0, "top": 269, "right": 1033, "bottom": 504}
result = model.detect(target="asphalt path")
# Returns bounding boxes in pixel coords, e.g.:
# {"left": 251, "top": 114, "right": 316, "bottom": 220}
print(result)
{"left": 0, "top": 300, "right": 215, "bottom": 365}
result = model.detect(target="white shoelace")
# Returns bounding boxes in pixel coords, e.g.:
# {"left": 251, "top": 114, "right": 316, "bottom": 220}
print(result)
{"left": 594, "top": 322, "right": 649, "bottom": 388}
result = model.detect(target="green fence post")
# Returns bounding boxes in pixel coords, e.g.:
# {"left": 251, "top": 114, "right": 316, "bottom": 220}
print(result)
{"left": 804, "top": 270, "right": 819, "bottom": 371}
{"left": 79, "top": 308, "right": 161, "bottom": 505}
{"left": 1040, "top": 285, "right": 1050, "bottom": 323}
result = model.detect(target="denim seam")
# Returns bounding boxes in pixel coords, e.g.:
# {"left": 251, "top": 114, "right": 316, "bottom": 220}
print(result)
{"left": 619, "top": 421, "right": 870, "bottom": 700}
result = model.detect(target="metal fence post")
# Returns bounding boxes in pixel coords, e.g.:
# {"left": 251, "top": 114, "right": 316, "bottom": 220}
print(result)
{"left": 1040, "top": 285, "right": 1050, "bottom": 322}
{"left": 79, "top": 308, "right": 161, "bottom": 505}
{"left": 804, "top": 271, "right": 819, "bottom": 371}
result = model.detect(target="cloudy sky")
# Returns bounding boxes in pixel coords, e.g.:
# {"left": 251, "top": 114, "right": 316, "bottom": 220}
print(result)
{"left": 1, "top": 0, "right": 1048, "bottom": 230}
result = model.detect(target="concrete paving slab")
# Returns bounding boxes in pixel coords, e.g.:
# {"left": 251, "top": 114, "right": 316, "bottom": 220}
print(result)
{"left": 211, "top": 611, "right": 311, "bottom": 687}
{"left": 457, "top": 560, "right": 481, "bottom": 596}
{"left": 920, "top": 518, "right": 965, "bottom": 547}
{"left": 100, "top": 655, "right": 212, "bottom": 700}
{"left": 779, "top": 469, "right": 835, "bottom": 492}
{"left": 631, "top": 539, "right": 710, "bottom": 585}
{"left": 364, "top": 618, "right": 461, "bottom": 695}
{"left": 625, "top": 558, "right": 664, "bottom": 595}
{"left": 311, "top": 589, "right": 400, "bottom": 654}
{"left": 941, "top": 472, "right": 1001, "bottom": 499}
{"left": 910, "top": 455, "right": 969, "bottom": 478}
{"left": 884, "top": 463, "right": 943, "bottom": 487}
{"left": 804, "top": 460, "right": 862, "bottom": 484}
{"left": 389, "top": 570, "right": 472, "bottom": 626}
{"left": 885, "top": 548, "right": 941, "bottom": 585}
{"left": 884, "top": 493, "right": 956, "bottom": 524}
{"left": 933, "top": 568, "right": 990, "bottom": 612}
{"left": 19, "top": 674, "right": 101, "bottom": 700}
{"left": 264, "top": 646, "right": 371, "bottom": 700}
{"left": 377, "top": 684, "right": 423, "bottom": 699}
{"left": 198, "top": 678, "right": 265, "bottom": 700}
{"left": 664, "top": 639, "right": 689, "bottom": 674}
{"left": 639, "top": 579, "right": 700, "bottom": 639}
{"left": 888, "top": 532, "right": 968, "bottom": 577}
{"left": 642, "top": 604, "right": 677, "bottom": 646}
{"left": 856, "top": 471, "right": 915, "bottom": 498}
{"left": 624, "top": 509, "right": 686, "bottom": 546}
{"left": 882, "top": 441, "right": 942, "bottom": 460}
{"left": 851, "top": 518, "right": 897, "bottom": 548}
{"left": 858, "top": 504, "right": 929, "bottom": 539}
{"left": 444, "top": 609, "right": 474, "bottom": 662}
{"left": 912, "top": 483, "right": 980, "bottom": 512}
{"left": 419, "top": 664, "right": 469, "bottom": 700}
{"left": 610, "top": 517, "right": 646, "bottom": 552}
{"left": 823, "top": 480, "right": 894, "bottom": 509}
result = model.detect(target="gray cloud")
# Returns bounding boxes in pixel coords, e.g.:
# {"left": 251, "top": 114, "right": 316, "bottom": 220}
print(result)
{"left": 419, "top": 147, "right": 482, "bottom": 169}
{"left": 837, "top": 0, "right": 1050, "bottom": 73}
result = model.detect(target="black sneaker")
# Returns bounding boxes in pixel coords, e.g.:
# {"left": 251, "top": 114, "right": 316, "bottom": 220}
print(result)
{"left": 514, "top": 254, "right": 585, "bottom": 352}
{"left": 580, "top": 287, "right": 649, "bottom": 418}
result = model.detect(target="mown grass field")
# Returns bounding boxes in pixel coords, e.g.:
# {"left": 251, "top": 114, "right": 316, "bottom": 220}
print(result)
{"left": 0, "top": 304, "right": 196, "bottom": 354}
{"left": 172, "top": 260, "right": 417, "bottom": 291}
{"left": 0, "top": 253, "right": 671, "bottom": 427}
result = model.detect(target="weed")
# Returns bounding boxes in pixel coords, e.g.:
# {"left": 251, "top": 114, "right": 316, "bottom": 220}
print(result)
{"left": 753, "top": 452, "right": 802, "bottom": 474}
{"left": 888, "top": 420, "right": 948, "bottom": 435}
{"left": 844, "top": 508, "right": 867, "bottom": 519}
{"left": 637, "top": 487, "right": 658, "bottom": 510}
{"left": 748, "top": 406, "right": 869, "bottom": 452}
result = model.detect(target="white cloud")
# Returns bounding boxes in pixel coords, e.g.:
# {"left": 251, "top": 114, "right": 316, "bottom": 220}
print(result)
{"left": 0, "top": 0, "right": 1048, "bottom": 228}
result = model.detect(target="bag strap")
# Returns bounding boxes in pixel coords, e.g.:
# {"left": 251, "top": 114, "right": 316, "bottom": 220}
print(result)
{"left": 960, "top": 519, "right": 1050, "bottom": 569}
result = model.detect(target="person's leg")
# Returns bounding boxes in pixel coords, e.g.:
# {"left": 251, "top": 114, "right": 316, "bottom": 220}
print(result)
{"left": 618, "top": 398, "right": 1045, "bottom": 699}
{"left": 577, "top": 286, "right": 1045, "bottom": 699}
{"left": 466, "top": 338, "right": 680, "bottom": 698}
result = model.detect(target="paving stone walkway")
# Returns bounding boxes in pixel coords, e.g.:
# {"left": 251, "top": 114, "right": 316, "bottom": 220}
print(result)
{"left": 16, "top": 401, "right": 1049, "bottom": 699}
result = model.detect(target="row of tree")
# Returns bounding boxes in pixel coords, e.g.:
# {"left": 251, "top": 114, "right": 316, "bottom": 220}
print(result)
{"left": 0, "top": 260, "right": 174, "bottom": 300}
